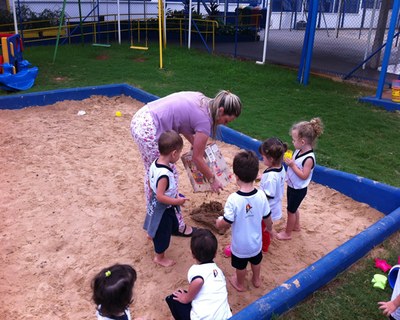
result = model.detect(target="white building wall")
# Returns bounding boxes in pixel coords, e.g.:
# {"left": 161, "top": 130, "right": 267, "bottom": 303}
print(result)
{"left": 10, "top": 0, "right": 392, "bottom": 30}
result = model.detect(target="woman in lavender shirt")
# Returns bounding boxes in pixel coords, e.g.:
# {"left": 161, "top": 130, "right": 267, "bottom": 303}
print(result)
{"left": 131, "top": 90, "right": 242, "bottom": 236}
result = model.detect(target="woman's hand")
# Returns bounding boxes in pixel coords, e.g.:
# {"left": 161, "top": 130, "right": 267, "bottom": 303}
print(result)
{"left": 210, "top": 176, "right": 223, "bottom": 194}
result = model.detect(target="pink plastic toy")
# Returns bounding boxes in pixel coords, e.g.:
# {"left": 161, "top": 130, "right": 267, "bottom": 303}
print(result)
{"left": 223, "top": 245, "right": 232, "bottom": 258}
{"left": 375, "top": 258, "right": 392, "bottom": 273}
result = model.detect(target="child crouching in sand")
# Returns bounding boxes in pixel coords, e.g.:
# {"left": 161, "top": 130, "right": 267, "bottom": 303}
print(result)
{"left": 166, "top": 228, "right": 232, "bottom": 320}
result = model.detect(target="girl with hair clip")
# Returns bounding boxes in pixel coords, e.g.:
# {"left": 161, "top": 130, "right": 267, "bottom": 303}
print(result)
{"left": 131, "top": 90, "right": 242, "bottom": 237}
{"left": 277, "top": 117, "right": 324, "bottom": 241}
{"left": 92, "top": 264, "right": 144, "bottom": 320}
{"left": 258, "top": 137, "right": 287, "bottom": 252}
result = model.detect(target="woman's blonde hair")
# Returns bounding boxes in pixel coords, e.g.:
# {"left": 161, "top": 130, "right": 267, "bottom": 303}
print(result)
{"left": 208, "top": 90, "right": 242, "bottom": 137}
{"left": 291, "top": 117, "right": 324, "bottom": 146}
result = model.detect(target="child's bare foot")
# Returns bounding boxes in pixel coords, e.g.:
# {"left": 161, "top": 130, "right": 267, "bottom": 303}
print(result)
{"left": 252, "top": 276, "right": 261, "bottom": 288}
{"left": 276, "top": 231, "right": 292, "bottom": 240}
{"left": 154, "top": 256, "right": 176, "bottom": 267}
{"left": 293, "top": 227, "right": 301, "bottom": 232}
{"left": 229, "top": 275, "right": 246, "bottom": 292}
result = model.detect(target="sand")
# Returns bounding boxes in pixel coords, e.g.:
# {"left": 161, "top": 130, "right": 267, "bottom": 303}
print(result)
{"left": 0, "top": 95, "right": 384, "bottom": 320}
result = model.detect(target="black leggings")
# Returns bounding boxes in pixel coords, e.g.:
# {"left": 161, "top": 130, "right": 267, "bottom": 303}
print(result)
{"left": 165, "top": 291, "right": 191, "bottom": 320}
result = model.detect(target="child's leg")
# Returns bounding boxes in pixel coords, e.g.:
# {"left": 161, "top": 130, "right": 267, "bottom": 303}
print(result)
{"left": 154, "top": 252, "right": 175, "bottom": 267}
{"left": 230, "top": 254, "right": 249, "bottom": 292}
{"left": 294, "top": 210, "right": 301, "bottom": 231}
{"left": 277, "top": 186, "right": 307, "bottom": 240}
{"left": 165, "top": 293, "right": 191, "bottom": 320}
{"left": 229, "top": 269, "right": 247, "bottom": 292}
{"left": 249, "top": 251, "right": 263, "bottom": 287}
{"left": 153, "top": 208, "right": 176, "bottom": 267}
{"left": 250, "top": 263, "right": 262, "bottom": 288}
{"left": 277, "top": 210, "right": 296, "bottom": 240}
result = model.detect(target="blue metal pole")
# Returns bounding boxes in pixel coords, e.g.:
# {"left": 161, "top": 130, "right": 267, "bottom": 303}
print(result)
{"left": 300, "top": 0, "right": 319, "bottom": 85}
{"left": 60, "top": 4, "right": 99, "bottom": 45}
{"left": 376, "top": 0, "right": 400, "bottom": 99}
{"left": 297, "top": 28, "right": 308, "bottom": 82}
{"left": 191, "top": 20, "right": 211, "bottom": 54}
{"left": 234, "top": 0, "right": 239, "bottom": 58}
{"left": 96, "top": 0, "right": 101, "bottom": 43}
{"left": 297, "top": 9, "right": 310, "bottom": 83}
{"left": 297, "top": 0, "right": 313, "bottom": 82}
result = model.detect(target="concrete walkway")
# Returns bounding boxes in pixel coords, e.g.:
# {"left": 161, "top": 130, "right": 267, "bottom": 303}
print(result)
{"left": 190, "top": 29, "right": 399, "bottom": 85}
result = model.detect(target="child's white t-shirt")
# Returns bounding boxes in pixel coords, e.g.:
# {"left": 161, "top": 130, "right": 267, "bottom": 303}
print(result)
{"left": 149, "top": 159, "right": 178, "bottom": 198}
{"left": 188, "top": 262, "right": 232, "bottom": 320}
{"left": 286, "top": 149, "right": 315, "bottom": 189}
{"left": 96, "top": 307, "right": 131, "bottom": 320}
{"left": 260, "top": 166, "right": 286, "bottom": 221}
{"left": 223, "top": 188, "right": 270, "bottom": 258}
{"left": 391, "top": 270, "right": 400, "bottom": 320}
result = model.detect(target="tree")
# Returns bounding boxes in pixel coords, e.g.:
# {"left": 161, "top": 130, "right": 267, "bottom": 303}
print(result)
{"left": 0, "top": 0, "right": 8, "bottom": 11}
{"left": 368, "top": 0, "right": 390, "bottom": 69}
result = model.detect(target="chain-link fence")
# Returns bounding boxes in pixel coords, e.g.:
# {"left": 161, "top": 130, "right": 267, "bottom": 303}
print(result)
{"left": 0, "top": 0, "right": 399, "bottom": 84}
{"left": 190, "top": 0, "right": 400, "bottom": 84}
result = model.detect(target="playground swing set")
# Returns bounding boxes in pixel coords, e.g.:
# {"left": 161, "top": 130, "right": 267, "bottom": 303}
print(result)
{"left": 92, "top": 0, "right": 111, "bottom": 47}
{"left": 0, "top": 33, "right": 38, "bottom": 91}
{"left": 129, "top": 0, "right": 149, "bottom": 50}
{"left": 52, "top": 0, "right": 163, "bottom": 65}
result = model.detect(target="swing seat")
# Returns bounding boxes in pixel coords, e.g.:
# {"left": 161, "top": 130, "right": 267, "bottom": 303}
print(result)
{"left": 130, "top": 45, "right": 148, "bottom": 50}
{"left": 92, "top": 43, "right": 111, "bottom": 48}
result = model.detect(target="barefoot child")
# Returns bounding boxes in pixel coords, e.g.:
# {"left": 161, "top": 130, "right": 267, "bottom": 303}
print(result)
{"left": 277, "top": 117, "right": 324, "bottom": 240}
{"left": 165, "top": 228, "right": 232, "bottom": 320}
{"left": 216, "top": 150, "right": 274, "bottom": 292}
{"left": 258, "top": 137, "right": 287, "bottom": 252}
{"left": 92, "top": 264, "right": 143, "bottom": 320}
{"left": 144, "top": 130, "right": 188, "bottom": 267}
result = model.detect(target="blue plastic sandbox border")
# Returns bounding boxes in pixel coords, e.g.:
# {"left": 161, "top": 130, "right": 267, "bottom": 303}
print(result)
{"left": 2, "top": 84, "right": 400, "bottom": 319}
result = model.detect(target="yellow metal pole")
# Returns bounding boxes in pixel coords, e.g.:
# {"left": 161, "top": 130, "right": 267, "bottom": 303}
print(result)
{"left": 1, "top": 37, "right": 10, "bottom": 63}
{"left": 158, "top": 0, "right": 163, "bottom": 69}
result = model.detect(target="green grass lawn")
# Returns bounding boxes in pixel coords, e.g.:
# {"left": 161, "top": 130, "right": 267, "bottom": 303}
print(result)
{"left": 3, "top": 41, "right": 400, "bottom": 319}
{"left": 279, "top": 232, "right": 400, "bottom": 320}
